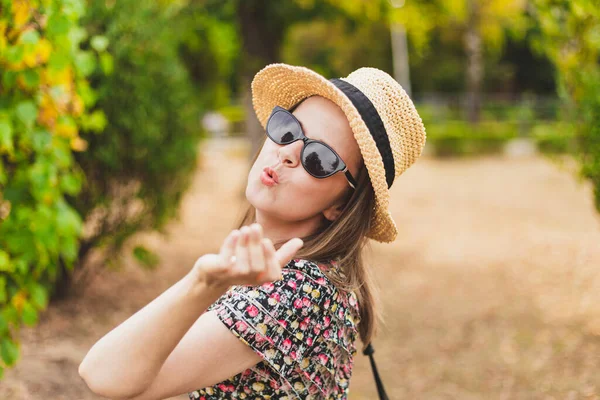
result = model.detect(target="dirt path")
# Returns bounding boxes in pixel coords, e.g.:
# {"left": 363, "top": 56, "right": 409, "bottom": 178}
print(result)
{"left": 4, "top": 141, "right": 600, "bottom": 399}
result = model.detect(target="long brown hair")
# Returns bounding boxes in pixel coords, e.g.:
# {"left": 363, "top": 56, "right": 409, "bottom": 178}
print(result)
{"left": 236, "top": 98, "right": 383, "bottom": 348}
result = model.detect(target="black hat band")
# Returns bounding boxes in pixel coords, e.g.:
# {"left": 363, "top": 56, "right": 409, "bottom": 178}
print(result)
{"left": 329, "top": 78, "right": 395, "bottom": 189}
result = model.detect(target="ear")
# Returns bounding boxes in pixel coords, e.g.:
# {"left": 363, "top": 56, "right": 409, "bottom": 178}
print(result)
{"left": 322, "top": 202, "right": 344, "bottom": 222}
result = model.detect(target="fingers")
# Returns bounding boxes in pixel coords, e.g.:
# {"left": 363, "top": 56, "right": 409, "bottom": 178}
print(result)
{"left": 225, "top": 223, "right": 303, "bottom": 284}
{"left": 235, "top": 226, "right": 251, "bottom": 274}
{"left": 275, "top": 238, "right": 304, "bottom": 266}
{"left": 261, "top": 237, "right": 283, "bottom": 281}
{"left": 248, "top": 224, "right": 266, "bottom": 274}
{"left": 219, "top": 230, "right": 239, "bottom": 267}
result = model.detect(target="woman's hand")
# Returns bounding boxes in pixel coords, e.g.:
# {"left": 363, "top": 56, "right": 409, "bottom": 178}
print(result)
{"left": 190, "top": 223, "right": 304, "bottom": 292}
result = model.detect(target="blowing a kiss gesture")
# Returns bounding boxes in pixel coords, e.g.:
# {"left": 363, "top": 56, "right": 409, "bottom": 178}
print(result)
{"left": 190, "top": 223, "right": 304, "bottom": 291}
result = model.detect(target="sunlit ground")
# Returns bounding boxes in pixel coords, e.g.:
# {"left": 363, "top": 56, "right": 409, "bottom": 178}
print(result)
{"left": 4, "top": 138, "right": 600, "bottom": 399}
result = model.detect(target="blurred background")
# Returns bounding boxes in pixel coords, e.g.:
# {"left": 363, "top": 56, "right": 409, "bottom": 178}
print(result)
{"left": 1, "top": 0, "right": 599, "bottom": 398}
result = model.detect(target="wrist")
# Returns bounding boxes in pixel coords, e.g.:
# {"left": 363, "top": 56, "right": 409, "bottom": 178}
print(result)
{"left": 184, "top": 269, "right": 229, "bottom": 299}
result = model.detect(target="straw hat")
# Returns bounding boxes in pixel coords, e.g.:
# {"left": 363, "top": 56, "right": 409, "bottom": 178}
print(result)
{"left": 251, "top": 63, "right": 426, "bottom": 243}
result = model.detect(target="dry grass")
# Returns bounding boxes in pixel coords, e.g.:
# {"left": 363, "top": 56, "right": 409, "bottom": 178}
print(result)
{"left": 3, "top": 139, "right": 600, "bottom": 399}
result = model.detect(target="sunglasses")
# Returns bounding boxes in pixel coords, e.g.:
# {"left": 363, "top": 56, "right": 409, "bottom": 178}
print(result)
{"left": 265, "top": 106, "right": 357, "bottom": 189}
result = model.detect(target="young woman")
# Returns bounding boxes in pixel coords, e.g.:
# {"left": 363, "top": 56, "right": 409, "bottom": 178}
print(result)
{"left": 79, "top": 63, "right": 427, "bottom": 400}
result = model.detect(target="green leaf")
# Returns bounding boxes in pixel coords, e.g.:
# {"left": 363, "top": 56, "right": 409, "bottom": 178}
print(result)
{"left": 20, "top": 30, "right": 40, "bottom": 45}
{"left": 47, "top": 50, "right": 70, "bottom": 71}
{"left": 0, "top": 276, "right": 6, "bottom": 304}
{"left": 2, "top": 71, "right": 18, "bottom": 89}
{"left": 68, "top": 26, "right": 88, "bottom": 47}
{"left": 74, "top": 51, "right": 96, "bottom": 76}
{"left": 46, "top": 14, "right": 71, "bottom": 36}
{"left": 59, "top": 172, "right": 82, "bottom": 195}
{"left": 0, "top": 119, "right": 14, "bottom": 154}
{"left": 5, "top": 46, "right": 24, "bottom": 64}
{"left": 100, "top": 52, "right": 114, "bottom": 75}
{"left": 29, "top": 284, "right": 48, "bottom": 310}
{"left": 91, "top": 35, "right": 109, "bottom": 52}
{"left": 0, "top": 250, "right": 12, "bottom": 272}
{"left": 0, "top": 337, "right": 19, "bottom": 366}
{"left": 22, "top": 69, "right": 40, "bottom": 87}
{"left": 31, "top": 129, "right": 52, "bottom": 152}
{"left": 60, "top": 236, "right": 78, "bottom": 262}
{"left": 133, "top": 246, "right": 160, "bottom": 270}
{"left": 21, "top": 302, "right": 38, "bottom": 326}
{"left": 81, "top": 110, "right": 107, "bottom": 132}
{"left": 56, "top": 203, "right": 82, "bottom": 237}
{"left": 15, "top": 101, "right": 38, "bottom": 127}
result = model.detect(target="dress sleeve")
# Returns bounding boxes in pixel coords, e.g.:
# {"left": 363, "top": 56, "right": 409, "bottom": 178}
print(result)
{"left": 208, "top": 258, "right": 361, "bottom": 398}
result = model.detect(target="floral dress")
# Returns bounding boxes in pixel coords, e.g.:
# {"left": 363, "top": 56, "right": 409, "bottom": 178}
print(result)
{"left": 188, "top": 258, "right": 361, "bottom": 400}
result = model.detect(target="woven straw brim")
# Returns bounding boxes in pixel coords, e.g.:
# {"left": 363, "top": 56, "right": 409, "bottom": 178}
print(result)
{"left": 251, "top": 64, "right": 399, "bottom": 243}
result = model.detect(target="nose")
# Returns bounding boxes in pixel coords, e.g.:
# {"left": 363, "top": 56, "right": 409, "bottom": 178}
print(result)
{"left": 278, "top": 139, "right": 304, "bottom": 168}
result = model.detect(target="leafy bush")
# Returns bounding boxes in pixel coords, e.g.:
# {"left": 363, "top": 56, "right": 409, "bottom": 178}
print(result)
{"left": 426, "top": 121, "right": 518, "bottom": 157}
{"left": 531, "top": 0, "right": 600, "bottom": 211}
{"left": 64, "top": 0, "right": 203, "bottom": 291}
{"left": 531, "top": 122, "right": 577, "bottom": 154}
{"left": 0, "top": 0, "right": 103, "bottom": 378}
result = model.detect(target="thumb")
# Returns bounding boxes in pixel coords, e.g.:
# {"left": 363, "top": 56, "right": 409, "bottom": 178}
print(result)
{"left": 275, "top": 238, "right": 304, "bottom": 266}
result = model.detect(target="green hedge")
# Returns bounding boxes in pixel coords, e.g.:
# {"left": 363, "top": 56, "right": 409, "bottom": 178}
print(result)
{"left": 0, "top": 0, "right": 103, "bottom": 378}
{"left": 425, "top": 120, "right": 519, "bottom": 157}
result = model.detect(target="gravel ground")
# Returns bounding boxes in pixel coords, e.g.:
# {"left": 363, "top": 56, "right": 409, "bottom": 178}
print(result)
{"left": 3, "top": 140, "right": 600, "bottom": 400}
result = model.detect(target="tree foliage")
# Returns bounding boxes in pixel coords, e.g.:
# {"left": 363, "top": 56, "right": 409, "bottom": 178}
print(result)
{"left": 0, "top": 0, "right": 104, "bottom": 378}
{"left": 530, "top": 0, "right": 600, "bottom": 212}
{"left": 69, "top": 0, "right": 203, "bottom": 288}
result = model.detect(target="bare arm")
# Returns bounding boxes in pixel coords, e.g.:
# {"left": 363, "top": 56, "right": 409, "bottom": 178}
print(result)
{"left": 78, "top": 273, "right": 225, "bottom": 399}
{"left": 78, "top": 224, "right": 303, "bottom": 399}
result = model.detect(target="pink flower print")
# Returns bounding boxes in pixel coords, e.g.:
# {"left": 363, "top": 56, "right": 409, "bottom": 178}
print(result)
{"left": 300, "top": 320, "right": 309, "bottom": 330}
{"left": 218, "top": 383, "right": 228, "bottom": 391}
{"left": 227, "top": 384, "right": 235, "bottom": 392}
{"left": 287, "top": 280, "right": 297, "bottom": 290}
{"left": 309, "top": 384, "right": 320, "bottom": 394}
{"left": 313, "top": 325, "right": 321, "bottom": 335}
{"left": 296, "top": 271, "right": 305, "bottom": 280}
{"left": 338, "top": 329, "right": 343, "bottom": 338}
{"left": 270, "top": 292, "right": 280, "bottom": 302}
{"left": 255, "top": 333, "right": 267, "bottom": 343}
{"left": 324, "top": 299, "right": 331, "bottom": 309}
{"left": 269, "top": 379, "right": 280, "bottom": 390}
{"left": 278, "top": 319, "right": 288, "bottom": 328}
{"left": 318, "top": 353, "right": 329, "bottom": 364}
{"left": 338, "top": 309, "right": 344, "bottom": 319}
{"left": 223, "top": 317, "right": 233, "bottom": 326}
{"left": 246, "top": 305, "right": 259, "bottom": 317}
{"left": 314, "top": 375, "right": 322, "bottom": 385}
{"left": 323, "top": 316, "right": 331, "bottom": 327}
{"left": 282, "top": 338, "right": 292, "bottom": 352}
{"left": 293, "top": 298, "right": 303, "bottom": 309}
{"left": 315, "top": 277, "right": 327, "bottom": 286}
{"left": 306, "top": 337, "right": 313, "bottom": 346}
{"left": 349, "top": 293, "right": 357, "bottom": 307}
{"left": 262, "top": 282, "right": 275, "bottom": 292}
{"left": 290, "top": 350, "right": 297, "bottom": 360}
{"left": 302, "top": 297, "right": 311, "bottom": 307}
{"left": 323, "top": 329, "right": 331, "bottom": 339}
{"left": 235, "top": 320, "right": 248, "bottom": 332}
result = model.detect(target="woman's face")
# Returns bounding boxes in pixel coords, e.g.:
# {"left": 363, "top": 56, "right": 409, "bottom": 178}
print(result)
{"left": 246, "top": 96, "right": 362, "bottom": 227}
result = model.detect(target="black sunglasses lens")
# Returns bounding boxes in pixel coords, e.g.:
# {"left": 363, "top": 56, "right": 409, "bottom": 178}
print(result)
{"left": 267, "top": 110, "right": 301, "bottom": 144}
{"left": 302, "top": 142, "right": 340, "bottom": 177}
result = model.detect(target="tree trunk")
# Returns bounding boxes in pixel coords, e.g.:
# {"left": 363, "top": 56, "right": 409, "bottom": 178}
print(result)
{"left": 464, "top": 0, "right": 483, "bottom": 124}
{"left": 236, "top": 1, "right": 283, "bottom": 161}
